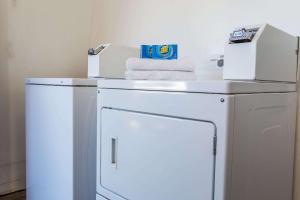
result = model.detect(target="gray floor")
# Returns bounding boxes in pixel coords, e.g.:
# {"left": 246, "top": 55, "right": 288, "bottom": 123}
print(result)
{"left": 0, "top": 191, "right": 26, "bottom": 200}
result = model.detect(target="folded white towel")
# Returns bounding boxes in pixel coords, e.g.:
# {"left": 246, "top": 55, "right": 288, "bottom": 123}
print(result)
{"left": 125, "top": 70, "right": 197, "bottom": 80}
{"left": 126, "top": 58, "right": 195, "bottom": 72}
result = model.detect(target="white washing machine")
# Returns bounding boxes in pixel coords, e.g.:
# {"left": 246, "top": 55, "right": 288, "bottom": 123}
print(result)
{"left": 25, "top": 78, "right": 97, "bottom": 200}
{"left": 96, "top": 80, "right": 297, "bottom": 200}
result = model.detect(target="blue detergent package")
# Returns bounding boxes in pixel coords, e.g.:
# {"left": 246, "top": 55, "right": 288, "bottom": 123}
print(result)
{"left": 141, "top": 44, "right": 178, "bottom": 59}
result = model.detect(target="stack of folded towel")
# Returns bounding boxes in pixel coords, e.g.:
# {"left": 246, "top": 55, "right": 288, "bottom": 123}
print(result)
{"left": 125, "top": 58, "right": 197, "bottom": 80}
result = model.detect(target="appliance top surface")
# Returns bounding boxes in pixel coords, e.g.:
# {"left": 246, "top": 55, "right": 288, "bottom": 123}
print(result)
{"left": 97, "top": 79, "right": 296, "bottom": 94}
{"left": 25, "top": 78, "right": 102, "bottom": 86}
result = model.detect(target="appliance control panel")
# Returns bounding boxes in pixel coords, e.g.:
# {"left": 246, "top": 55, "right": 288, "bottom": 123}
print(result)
{"left": 229, "top": 27, "right": 259, "bottom": 43}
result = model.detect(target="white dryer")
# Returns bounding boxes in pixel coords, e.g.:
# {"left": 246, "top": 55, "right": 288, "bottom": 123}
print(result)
{"left": 26, "top": 78, "right": 97, "bottom": 200}
{"left": 96, "top": 80, "right": 297, "bottom": 200}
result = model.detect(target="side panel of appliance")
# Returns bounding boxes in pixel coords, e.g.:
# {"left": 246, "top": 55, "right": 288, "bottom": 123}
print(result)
{"left": 73, "top": 87, "right": 97, "bottom": 200}
{"left": 25, "top": 85, "right": 74, "bottom": 200}
{"left": 88, "top": 56, "right": 100, "bottom": 78}
{"left": 256, "top": 25, "right": 298, "bottom": 82}
{"left": 230, "top": 92, "right": 297, "bottom": 200}
{"left": 223, "top": 42, "right": 256, "bottom": 80}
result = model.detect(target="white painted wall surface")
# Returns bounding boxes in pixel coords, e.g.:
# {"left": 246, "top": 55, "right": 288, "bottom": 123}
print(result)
{"left": 90, "top": 0, "right": 300, "bottom": 80}
{"left": 0, "top": 0, "right": 13, "bottom": 194}
{"left": 0, "top": 0, "right": 93, "bottom": 194}
{"left": 89, "top": 0, "right": 300, "bottom": 198}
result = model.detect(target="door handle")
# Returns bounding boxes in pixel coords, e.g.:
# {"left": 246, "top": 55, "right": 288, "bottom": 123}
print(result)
{"left": 111, "top": 137, "right": 118, "bottom": 169}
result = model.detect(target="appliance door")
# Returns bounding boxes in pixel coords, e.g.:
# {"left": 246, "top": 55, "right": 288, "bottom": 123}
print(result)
{"left": 97, "top": 194, "right": 109, "bottom": 200}
{"left": 99, "top": 108, "right": 216, "bottom": 200}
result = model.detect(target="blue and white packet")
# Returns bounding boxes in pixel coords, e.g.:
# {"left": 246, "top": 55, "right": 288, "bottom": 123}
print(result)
{"left": 141, "top": 44, "right": 178, "bottom": 60}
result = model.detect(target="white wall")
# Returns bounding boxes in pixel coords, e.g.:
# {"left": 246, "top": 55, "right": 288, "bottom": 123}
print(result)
{"left": 90, "top": 0, "right": 300, "bottom": 198}
{"left": 0, "top": 0, "right": 93, "bottom": 194}
{"left": 90, "top": 0, "right": 300, "bottom": 79}
{"left": 0, "top": 0, "right": 12, "bottom": 194}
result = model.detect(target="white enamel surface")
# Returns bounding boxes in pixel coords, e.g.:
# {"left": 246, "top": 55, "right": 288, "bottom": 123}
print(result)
{"left": 97, "top": 194, "right": 109, "bottom": 200}
{"left": 25, "top": 78, "right": 97, "bottom": 86}
{"left": 96, "top": 81, "right": 296, "bottom": 200}
{"left": 26, "top": 85, "right": 74, "bottom": 200}
{"left": 224, "top": 24, "right": 298, "bottom": 82}
{"left": 100, "top": 109, "right": 215, "bottom": 200}
{"left": 26, "top": 80, "right": 97, "bottom": 200}
{"left": 88, "top": 55, "right": 101, "bottom": 78}
{"left": 98, "top": 80, "right": 296, "bottom": 94}
{"left": 230, "top": 93, "right": 297, "bottom": 200}
{"left": 97, "top": 89, "right": 234, "bottom": 200}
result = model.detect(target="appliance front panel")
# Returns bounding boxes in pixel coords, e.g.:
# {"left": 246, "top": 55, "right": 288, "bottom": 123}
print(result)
{"left": 99, "top": 108, "right": 216, "bottom": 200}
{"left": 26, "top": 85, "right": 74, "bottom": 200}
{"left": 97, "top": 194, "right": 109, "bottom": 200}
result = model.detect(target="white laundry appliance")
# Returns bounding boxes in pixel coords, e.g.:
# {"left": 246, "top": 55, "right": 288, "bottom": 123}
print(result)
{"left": 25, "top": 78, "right": 97, "bottom": 200}
{"left": 96, "top": 24, "right": 299, "bottom": 200}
